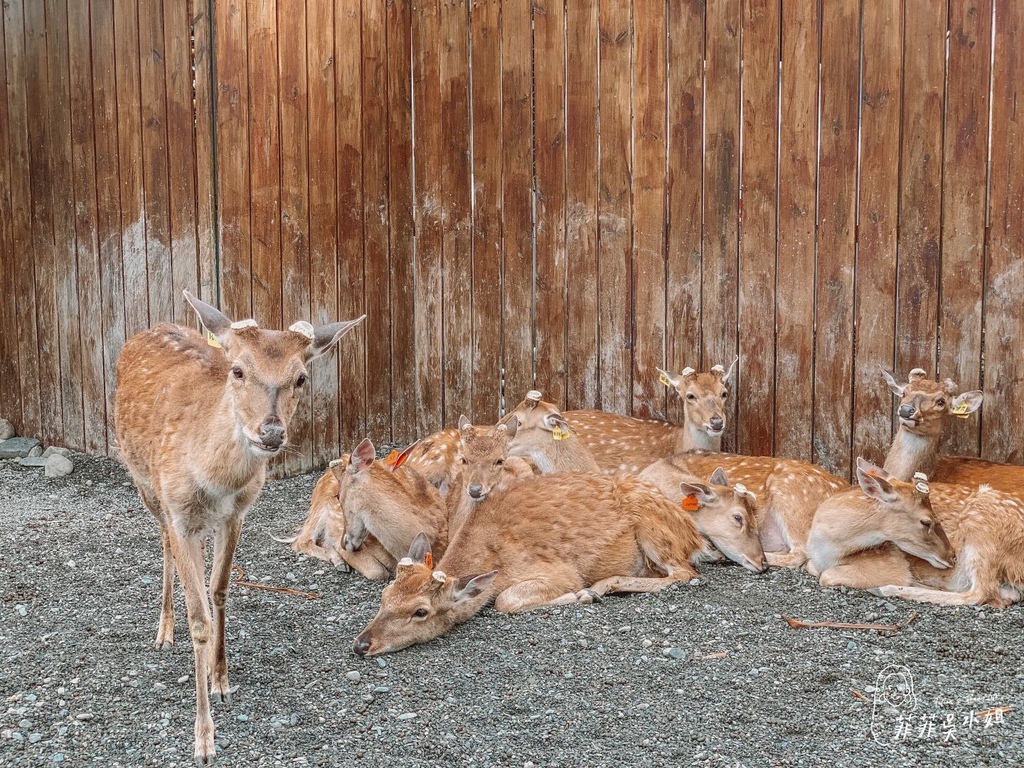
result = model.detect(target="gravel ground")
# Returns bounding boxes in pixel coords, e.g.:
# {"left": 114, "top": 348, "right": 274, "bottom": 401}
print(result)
{"left": 2, "top": 453, "right": 1022, "bottom": 768}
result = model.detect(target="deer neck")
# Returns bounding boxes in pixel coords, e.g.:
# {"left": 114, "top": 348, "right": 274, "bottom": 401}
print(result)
{"left": 883, "top": 428, "right": 940, "bottom": 482}
{"left": 359, "top": 469, "right": 447, "bottom": 556}
{"left": 188, "top": 392, "right": 269, "bottom": 493}
{"left": 807, "top": 502, "right": 888, "bottom": 572}
{"left": 678, "top": 422, "right": 720, "bottom": 453}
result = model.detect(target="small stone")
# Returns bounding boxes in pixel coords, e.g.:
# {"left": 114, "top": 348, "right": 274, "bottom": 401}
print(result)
{"left": 662, "top": 647, "right": 687, "bottom": 660}
{"left": 0, "top": 418, "right": 15, "bottom": 441}
{"left": 45, "top": 455, "right": 74, "bottom": 478}
{"left": 345, "top": 671, "right": 361, "bottom": 683}
{"left": 52, "top": 754, "right": 65, "bottom": 763}
{"left": 28, "top": 733, "right": 42, "bottom": 744}
{"left": 0, "top": 436, "right": 40, "bottom": 459}
{"left": 16, "top": 605, "right": 27, "bottom": 617}
{"left": 236, "top": 714, "right": 249, "bottom": 722}
{"left": 16, "top": 457, "right": 47, "bottom": 467}
{"left": 75, "top": 713, "right": 93, "bottom": 721}
{"left": 27, "top": 445, "right": 43, "bottom": 457}
{"left": 376, "top": 658, "right": 387, "bottom": 668}
{"left": 396, "top": 713, "right": 417, "bottom": 721}
{"left": 42, "top": 446, "right": 71, "bottom": 458}
{"left": 373, "top": 686, "right": 390, "bottom": 693}
{"left": 177, "top": 675, "right": 189, "bottom": 684}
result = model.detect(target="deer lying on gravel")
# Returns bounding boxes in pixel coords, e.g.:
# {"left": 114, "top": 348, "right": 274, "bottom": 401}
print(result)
{"left": 881, "top": 367, "right": 1024, "bottom": 493}
{"left": 114, "top": 291, "right": 363, "bottom": 764}
{"left": 809, "top": 459, "right": 1024, "bottom": 608}
{"left": 548, "top": 360, "right": 735, "bottom": 473}
{"left": 351, "top": 470, "right": 708, "bottom": 656}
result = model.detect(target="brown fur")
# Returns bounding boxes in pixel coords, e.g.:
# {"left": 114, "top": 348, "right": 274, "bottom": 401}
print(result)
{"left": 114, "top": 292, "right": 362, "bottom": 763}
{"left": 352, "top": 472, "right": 707, "bottom": 655}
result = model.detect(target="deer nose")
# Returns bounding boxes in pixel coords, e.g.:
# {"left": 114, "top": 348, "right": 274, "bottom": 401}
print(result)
{"left": 898, "top": 404, "right": 916, "bottom": 420}
{"left": 709, "top": 416, "right": 725, "bottom": 431}
{"left": 468, "top": 484, "right": 484, "bottom": 499}
{"left": 352, "top": 636, "right": 371, "bottom": 657}
{"left": 259, "top": 422, "right": 286, "bottom": 449}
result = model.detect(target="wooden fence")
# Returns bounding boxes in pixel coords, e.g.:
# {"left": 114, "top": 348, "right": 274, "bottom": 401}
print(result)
{"left": 1, "top": 0, "right": 1022, "bottom": 479}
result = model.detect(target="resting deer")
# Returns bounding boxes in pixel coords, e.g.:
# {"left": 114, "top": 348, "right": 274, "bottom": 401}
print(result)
{"left": 547, "top": 360, "right": 736, "bottom": 473}
{"left": 881, "top": 367, "right": 1024, "bottom": 493}
{"left": 351, "top": 470, "right": 708, "bottom": 655}
{"left": 114, "top": 291, "right": 363, "bottom": 763}
{"left": 810, "top": 460, "right": 1024, "bottom": 608}
{"left": 282, "top": 439, "right": 446, "bottom": 580}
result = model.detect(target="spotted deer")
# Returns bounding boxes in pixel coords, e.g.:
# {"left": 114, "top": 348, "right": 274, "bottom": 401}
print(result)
{"left": 351, "top": 471, "right": 709, "bottom": 656}
{"left": 810, "top": 460, "right": 1024, "bottom": 608}
{"left": 281, "top": 439, "right": 447, "bottom": 580}
{"left": 880, "top": 367, "right": 1024, "bottom": 493}
{"left": 534, "top": 360, "right": 735, "bottom": 473}
{"left": 114, "top": 291, "right": 363, "bottom": 764}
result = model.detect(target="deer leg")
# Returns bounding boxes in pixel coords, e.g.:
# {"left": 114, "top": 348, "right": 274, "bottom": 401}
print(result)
{"left": 578, "top": 574, "right": 686, "bottom": 602}
{"left": 765, "top": 548, "right": 808, "bottom": 568}
{"left": 165, "top": 529, "right": 216, "bottom": 765}
{"left": 493, "top": 577, "right": 585, "bottom": 613}
{"left": 155, "top": 525, "right": 176, "bottom": 650}
{"left": 209, "top": 515, "right": 244, "bottom": 704}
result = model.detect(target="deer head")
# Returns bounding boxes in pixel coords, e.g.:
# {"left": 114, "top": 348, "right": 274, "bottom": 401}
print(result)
{"left": 881, "top": 367, "right": 983, "bottom": 439}
{"left": 456, "top": 416, "right": 517, "bottom": 502}
{"left": 352, "top": 534, "right": 497, "bottom": 656}
{"left": 854, "top": 457, "right": 955, "bottom": 569}
{"left": 658, "top": 358, "right": 737, "bottom": 439}
{"left": 679, "top": 466, "right": 767, "bottom": 573}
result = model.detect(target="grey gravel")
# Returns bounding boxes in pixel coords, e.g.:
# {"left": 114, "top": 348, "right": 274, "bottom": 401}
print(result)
{"left": 1, "top": 453, "right": 1022, "bottom": 767}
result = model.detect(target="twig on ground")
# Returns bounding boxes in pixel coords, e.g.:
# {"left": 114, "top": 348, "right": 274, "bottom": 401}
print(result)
{"left": 231, "top": 565, "right": 320, "bottom": 599}
{"left": 781, "top": 612, "right": 918, "bottom": 632}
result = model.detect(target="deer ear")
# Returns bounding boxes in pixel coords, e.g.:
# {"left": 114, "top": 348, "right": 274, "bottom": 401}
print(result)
{"left": 543, "top": 413, "right": 568, "bottom": 432}
{"left": 951, "top": 390, "right": 983, "bottom": 415}
{"left": 880, "top": 366, "right": 907, "bottom": 396}
{"left": 856, "top": 468, "right": 898, "bottom": 503}
{"left": 499, "top": 416, "right": 519, "bottom": 440}
{"left": 303, "top": 316, "right": 366, "bottom": 362}
{"left": 184, "top": 290, "right": 234, "bottom": 346}
{"left": 405, "top": 532, "right": 432, "bottom": 565}
{"left": 350, "top": 438, "right": 376, "bottom": 472}
{"left": 680, "top": 482, "right": 715, "bottom": 504}
{"left": 656, "top": 367, "right": 680, "bottom": 390}
{"left": 387, "top": 439, "right": 421, "bottom": 471}
{"left": 452, "top": 570, "right": 498, "bottom": 604}
{"left": 708, "top": 467, "right": 729, "bottom": 486}
{"left": 855, "top": 456, "right": 888, "bottom": 479}
{"left": 458, "top": 415, "right": 473, "bottom": 433}
{"left": 719, "top": 356, "right": 739, "bottom": 386}
{"left": 330, "top": 454, "right": 351, "bottom": 481}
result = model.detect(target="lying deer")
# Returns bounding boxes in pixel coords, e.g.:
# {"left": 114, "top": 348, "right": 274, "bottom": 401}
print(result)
{"left": 281, "top": 440, "right": 446, "bottom": 580}
{"left": 881, "top": 367, "right": 1024, "bottom": 493}
{"left": 351, "top": 470, "right": 708, "bottom": 655}
{"left": 114, "top": 291, "right": 363, "bottom": 763}
{"left": 549, "top": 360, "right": 736, "bottom": 472}
{"left": 810, "top": 460, "right": 1024, "bottom": 608}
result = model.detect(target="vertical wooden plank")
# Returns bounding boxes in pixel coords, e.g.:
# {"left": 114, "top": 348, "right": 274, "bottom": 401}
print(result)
{"left": 774, "top": 0, "right": 818, "bottom": 461}
{"left": 597, "top": 0, "right": 632, "bottom": 415}
{"left": 411, "top": 0, "right": 444, "bottom": 436}
{"left": 214, "top": 0, "right": 252, "bottom": 317}
{"left": 440, "top": 0, "right": 473, "bottom": 424}
{"left": 138, "top": 0, "right": 173, "bottom": 325}
{"left": 665, "top": 0, "right": 705, "bottom": 426}
{"left": 533, "top": 0, "right": 567, "bottom": 409}
{"left": 247, "top": 0, "right": 282, "bottom": 328}
{"left": 631, "top": 0, "right": 666, "bottom": 419}
{"left": 92, "top": 0, "right": 126, "bottom": 454}
{"left": 335, "top": 0, "right": 367, "bottom": 447}
{"left": 307, "top": 0, "right": 340, "bottom": 466}
{"left": 564, "top": 0, "right": 599, "bottom": 409}
{"left": 894, "top": 0, "right": 945, "bottom": 378}
{"left": 278, "top": 2, "right": 312, "bottom": 474}
{"left": 0, "top": 1, "right": 21, "bottom": 426}
{"left": 983, "top": 1, "right": 1024, "bottom": 463}
{"left": 736, "top": 0, "right": 778, "bottom": 455}
{"left": 938, "top": 0, "right": 991, "bottom": 457}
{"left": 25, "top": 0, "right": 62, "bottom": 445}
{"left": 853, "top": 0, "right": 902, "bottom": 467}
{"left": 1, "top": 0, "right": 32, "bottom": 432}
{"left": 388, "top": 0, "right": 417, "bottom": 439}
{"left": 114, "top": 0, "right": 149, "bottom": 336}
{"left": 362, "top": 0, "right": 392, "bottom": 441}
{"left": 67, "top": 0, "right": 107, "bottom": 452}
{"left": 191, "top": 0, "right": 217, "bottom": 305}
{"left": 470, "top": 0, "right": 502, "bottom": 422}
{"left": 164, "top": 0, "right": 202, "bottom": 318}
{"left": 501, "top": 0, "right": 534, "bottom": 408}
{"left": 702, "top": 0, "right": 740, "bottom": 447}
{"left": 813, "top": 0, "right": 859, "bottom": 479}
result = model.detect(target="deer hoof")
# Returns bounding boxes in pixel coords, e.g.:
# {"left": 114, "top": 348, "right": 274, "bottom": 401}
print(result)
{"left": 576, "top": 588, "right": 603, "bottom": 604}
{"left": 211, "top": 684, "right": 239, "bottom": 704}
{"left": 154, "top": 638, "right": 174, "bottom": 652}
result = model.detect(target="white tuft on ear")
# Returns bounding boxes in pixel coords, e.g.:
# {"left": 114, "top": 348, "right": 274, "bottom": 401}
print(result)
{"left": 681, "top": 367, "right": 696, "bottom": 378}
{"left": 908, "top": 368, "right": 927, "bottom": 379}
{"left": 915, "top": 482, "right": 929, "bottom": 494}
{"left": 289, "top": 320, "right": 316, "bottom": 339}
{"left": 912, "top": 471, "right": 928, "bottom": 482}
{"left": 328, "top": 458, "right": 344, "bottom": 468}
{"left": 526, "top": 390, "right": 543, "bottom": 403}
{"left": 710, "top": 364, "right": 725, "bottom": 374}
{"left": 397, "top": 557, "right": 415, "bottom": 567}
{"left": 432, "top": 570, "right": 447, "bottom": 583}
{"left": 230, "top": 318, "right": 258, "bottom": 330}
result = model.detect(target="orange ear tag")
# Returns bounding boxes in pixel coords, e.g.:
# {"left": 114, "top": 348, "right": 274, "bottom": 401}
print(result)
{"left": 658, "top": 371, "right": 672, "bottom": 387}
{"left": 951, "top": 401, "right": 972, "bottom": 419}
{"left": 682, "top": 494, "right": 700, "bottom": 512}
{"left": 424, "top": 552, "right": 434, "bottom": 570}
{"left": 552, "top": 424, "right": 569, "bottom": 441}
{"left": 205, "top": 329, "right": 222, "bottom": 349}
{"left": 384, "top": 449, "right": 400, "bottom": 467}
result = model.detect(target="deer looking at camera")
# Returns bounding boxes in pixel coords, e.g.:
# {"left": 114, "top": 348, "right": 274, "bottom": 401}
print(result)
{"left": 114, "top": 291, "right": 363, "bottom": 764}
{"left": 351, "top": 467, "right": 709, "bottom": 655}
{"left": 881, "top": 367, "right": 1024, "bottom": 493}
{"left": 808, "top": 459, "right": 1024, "bottom": 608}
{"left": 551, "top": 360, "right": 736, "bottom": 473}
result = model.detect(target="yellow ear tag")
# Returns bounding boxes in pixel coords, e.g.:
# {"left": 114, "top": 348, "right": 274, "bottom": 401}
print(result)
{"left": 951, "top": 401, "right": 972, "bottom": 419}
{"left": 205, "top": 329, "right": 222, "bottom": 348}
{"left": 659, "top": 371, "right": 672, "bottom": 388}
{"left": 681, "top": 494, "right": 700, "bottom": 512}
{"left": 552, "top": 424, "right": 569, "bottom": 441}
{"left": 423, "top": 552, "right": 434, "bottom": 570}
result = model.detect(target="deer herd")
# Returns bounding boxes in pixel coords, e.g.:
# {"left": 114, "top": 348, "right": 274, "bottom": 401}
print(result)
{"left": 113, "top": 294, "right": 1024, "bottom": 763}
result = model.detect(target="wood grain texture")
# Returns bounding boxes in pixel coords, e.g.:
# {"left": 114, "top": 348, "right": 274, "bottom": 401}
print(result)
{"left": 0, "top": 1, "right": 20, "bottom": 427}
{"left": 192, "top": 0, "right": 217, "bottom": 305}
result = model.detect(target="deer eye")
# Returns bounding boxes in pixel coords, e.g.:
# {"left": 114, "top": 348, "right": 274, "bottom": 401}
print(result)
{"left": 495, "top": 458, "right": 504, "bottom": 467}
{"left": 720, "top": 391, "right": 728, "bottom": 400}
{"left": 231, "top": 367, "right": 244, "bottom": 380}
{"left": 296, "top": 373, "right": 307, "bottom": 388}
{"left": 936, "top": 399, "right": 946, "bottom": 408}
{"left": 732, "top": 513, "right": 744, "bottom": 525}
{"left": 457, "top": 455, "right": 467, "bottom": 465}
{"left": 920, "top": 519, "right": 932, "bottom": 529}
{"left": 686, "top": 393, "right": 697, "bottom": 402}
{"left": 412, "top": 608, "right": 429, "bottom": 619}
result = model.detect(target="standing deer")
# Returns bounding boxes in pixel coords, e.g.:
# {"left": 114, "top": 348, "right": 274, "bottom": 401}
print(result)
{"left": 880, "top": 367, "right": 1024, "bottom": 492}
{"left": 351, "top": 470, "right": 708, "bottom": 656}
{"left": 114, "top": 291, "right": 363, "bottom": 764}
